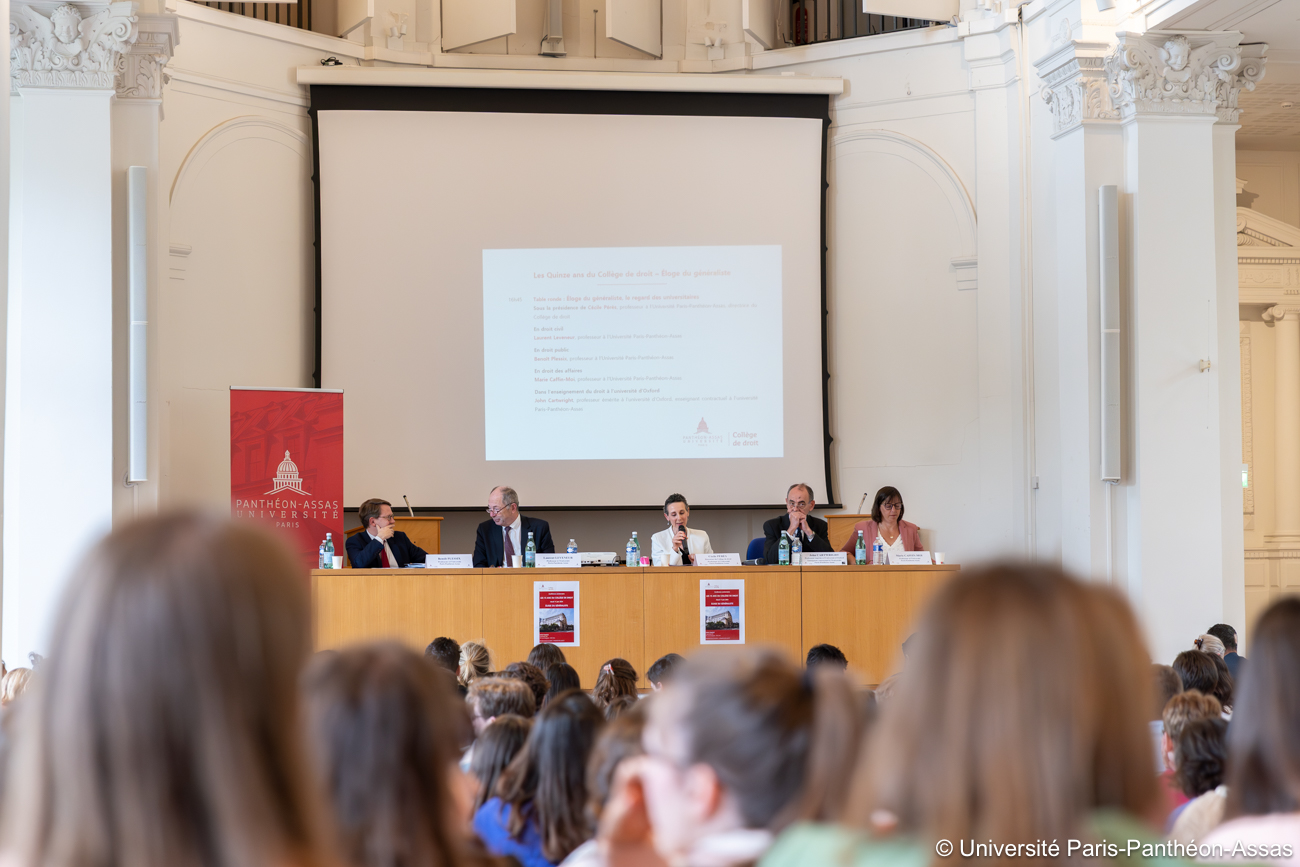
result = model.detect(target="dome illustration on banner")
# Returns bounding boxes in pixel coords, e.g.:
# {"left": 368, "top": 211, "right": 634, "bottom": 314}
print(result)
{"left": 696, "top": 418, "right": 710, "bottom": 434}
{"left": 265, "top": 450, "right": 310, "bottom": 496}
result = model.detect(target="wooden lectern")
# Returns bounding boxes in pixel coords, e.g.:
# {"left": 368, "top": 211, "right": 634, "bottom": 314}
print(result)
{"left": 825, "top": 514, "right": 872, "bottom": 552}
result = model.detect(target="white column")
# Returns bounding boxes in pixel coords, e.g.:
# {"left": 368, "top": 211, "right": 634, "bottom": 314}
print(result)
{"left": 1109, "top": 30, "right": 1263, "bottom": 662}
{"left": 1264, "top": 306, "right": 1300, "bottom": 541}
{"left": 4, "top": 1, "right": 140, "bottom": 663}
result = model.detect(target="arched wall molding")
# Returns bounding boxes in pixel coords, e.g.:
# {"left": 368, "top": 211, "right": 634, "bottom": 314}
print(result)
{"left": 830, "top": 128, "right": 978, "bottom": 290}
{"left": 170, "top": 115, "right": 311, "bottom": 209}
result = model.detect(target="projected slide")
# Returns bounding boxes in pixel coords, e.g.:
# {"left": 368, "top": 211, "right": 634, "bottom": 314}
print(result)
{"left": 483, "top": 245, "right": 784, "bottom": 462}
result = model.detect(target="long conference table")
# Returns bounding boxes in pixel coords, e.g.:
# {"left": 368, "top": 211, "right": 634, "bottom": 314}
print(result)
{"left": 311, "top": 564, "right": 959, "bottom": 687}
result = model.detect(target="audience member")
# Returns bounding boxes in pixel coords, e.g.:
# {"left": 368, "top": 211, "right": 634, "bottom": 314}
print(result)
{"left": 427, "top": 636, "right": 463, "bottom": 672}
{"left": 460, "top": 641, "right": 493, "bottom": 690}
{"left": 1160, "top": 690, "right": 1223, "bottom": 818}
{"left": 0, "top": 668, "right": 32, "bottom": 708}
{"left": 760, "top": 563, "right": 1161, "bottom": 867}
{"left": 471, "top": 715, "right": 533, "bottom": 814}
{"left": 1150, "top": 664, "right": 1183, "bottom": 773}
{"left": 1209, "top": 653, "right": 1235, "bottom": 714}
{"left": 874, "top": 672, "right": 902, "bottom": 704}
{"left": 805, "top": 644, "right": 848, "bottom": 671}
{"left": 1207, "top": 622, "right": 1246, "bottom": 679}
{"left": 1172, "top": 648, "right": 1219, "bottom": 694}
{"left": 602, "top": 694, "right": 638, "bottom": 722}
{"left": 504, "top": 661, "right": 550, "bottom": 710}
{"left": 1202, "top": 597, "right": 1300, "bottom": 861}
{"left": 470, "top": 677, "right": 537, "bottom": 732}
{"left": 1167, "top": 717, "right": 1228, "bottom": 843}
{"left": 599, "top": 648, "right": 860, "bottom": 867}
{"left": 0, "top": 513, "right": 335, "bottom": 867}
{"left": 303, "top": 641, "right": 480, "bottom": 867}
{"left": 529, "top": 643, "right": 567, "bottom": 672}
{"left": 646, "top": 653, "right": 683, "bottom": 691}
{"left": 593, "top": 658, "right": 638, "bottom": 711}
{"left": 474, "top": 691, "right": 605, "bottom": 867}
{"left": 1195, "top": 633, "right": 1227, "bottom": 657}
{"left": 545, "top": 663, "right": 582, "bottom": 708}
{"left": 561, "top": 702, "right": 647, "bottom": 867}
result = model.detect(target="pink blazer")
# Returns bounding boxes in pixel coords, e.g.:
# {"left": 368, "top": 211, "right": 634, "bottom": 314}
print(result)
{"left": 839, "top": 519, "right": 923, "bottom": 556}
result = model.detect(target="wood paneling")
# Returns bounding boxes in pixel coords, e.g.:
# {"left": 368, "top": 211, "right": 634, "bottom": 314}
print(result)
{"left": 343, "top": 517, "right": 442, "bottom": 565}
{"left": 644, "top": 566, "right": 802, "bottom": 682}
{"left": 312, "top": 568, "right": 481, "bottom": 650}
{"left": 801, "top": 565, "right": 957, "bottom": 685}
{"left": 483, "top": 568, "right": 645, "bottom": 690}
{"left": 825, "top": 513, "right": 870, "bottom": 552}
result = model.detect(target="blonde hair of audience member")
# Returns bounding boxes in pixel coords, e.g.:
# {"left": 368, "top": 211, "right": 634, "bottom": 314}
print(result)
{"left": 1, "top": 512, "right": 334, "bottom": 867}
{"left": 304, "top": 642, "right": 475, "bottom": 867}
{"left": 1161, "top": 690, "right": 1222, "bottom": 774}
{"left": 469, "top": 715, "right": 532, "bottom": 814}
{"left": 459, "top": 642, "right": 492, "bottom": 690}
{"left": 602, "top": 648, "right": 860, "bottom": 866}
{"left": 0, "top": 669, "right": 32, "bottom": 707}
{"left": 849, "top": 564, "right": 1158, "bottom": 857}
{"left": 1194, "top": 634, "right": 1227, "bottom": 658}
{"left": 593, "top": 659, "right": 638, "bottom": 711}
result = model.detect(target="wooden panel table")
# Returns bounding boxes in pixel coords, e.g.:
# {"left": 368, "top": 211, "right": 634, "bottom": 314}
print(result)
{"left": 483, "top": 567, "right": 645, "bottom": 691}
{"left": 312, "top": 567, "right": 482, "bottom": 650}
{"left": 801, "top": 564, "right": 958, "bottom": 686}
{"left": 644, "top": 566, "right": 802, "bottom": 684}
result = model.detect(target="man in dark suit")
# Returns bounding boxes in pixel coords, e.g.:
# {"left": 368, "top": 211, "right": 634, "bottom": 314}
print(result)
{"left": 763, "top": 482, "right": 833, "bottom": 564}
{"left": 346, "top": 498, "right": 428, "bottom": 568}
{"left": 1208, "top": 622, "right": 1246, "bottom": 680}
{"left": 473, "top": 485, "right": 555, "bottom": 567}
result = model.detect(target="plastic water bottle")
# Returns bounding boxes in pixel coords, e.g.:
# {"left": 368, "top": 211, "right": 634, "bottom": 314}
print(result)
{"left": 524, "top": 531, "right": 537, "bottom": 568}
{"left": 872, "top": 540, "right": 884, "bottom": 566}
{"left": 318, "top": 540, "right": 327, "bottom": 570}
{"left": 626, "top": 538, "right": 636, "bottom": 567}
{"left": 778, "top": 531, "right": 791, "bottom": 566}
{"left": 631, "top": 531, "right": 641, "bottom": 566}
{"left": 567, "top": 539, "right": 578, "bottom": 554}
{"left": 855, "top": 530, "right": 867, "bottom": 565}
{"left": 324, "top": 533, "right": 334, "bottom": 568}
{"left": 791, "top": 533, "right": 803, "bottom": 566}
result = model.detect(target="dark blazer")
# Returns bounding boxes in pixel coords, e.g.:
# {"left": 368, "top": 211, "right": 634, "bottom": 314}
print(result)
{"left": 1224, "top": 651, "right": 1245, "bottom": 681}
{"left": 473, "top": 516, "right": 555, "bottom": 567}
{"left": 762, "top": 514, "right": 832, "bottom": 564}
{"left": 345, "top": 530, "right": 427, "bottom": 568}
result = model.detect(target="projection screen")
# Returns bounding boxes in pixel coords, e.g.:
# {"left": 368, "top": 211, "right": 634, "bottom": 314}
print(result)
{"left": 312, "top": 86, "right": 831, "bottom": 508}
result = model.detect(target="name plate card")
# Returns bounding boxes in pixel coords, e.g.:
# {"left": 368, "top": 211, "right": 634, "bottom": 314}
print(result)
{"left": 426, "top": 554, "right": 474, "bottom": 568}
{"left": 536, "top": 553, "right": 582, "bottom": 568}
{"left": 802, "top": 552, "right": 849, "bottom": 566}
{"left": 890, "top": 551, "right": 933, "bottom": 566}
{"left": 696, "top": 553, "right": 742, "bottom": 567}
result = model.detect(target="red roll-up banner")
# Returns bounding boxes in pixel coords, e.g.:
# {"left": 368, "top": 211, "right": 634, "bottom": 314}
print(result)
{"left": 231, "top": 387, "right": 344, "bottom": 570}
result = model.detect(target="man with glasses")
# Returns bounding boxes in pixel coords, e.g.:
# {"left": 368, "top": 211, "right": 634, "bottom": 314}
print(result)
{"left": 345, "top": 498, "right": 429, "bottom": 568}
{"left": 762, "top": 483, "right": 832, "bottom": 564}
{"left": 473, "top": 485, "right": 555, "bottom": 567}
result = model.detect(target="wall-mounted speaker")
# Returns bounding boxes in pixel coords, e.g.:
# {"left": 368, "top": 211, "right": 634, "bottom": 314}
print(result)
{"left": 1099, "top": 184, "right": 1120, "bottom": 483}
{"left": 128, "top": 166, "right": 148, "bottom": 483}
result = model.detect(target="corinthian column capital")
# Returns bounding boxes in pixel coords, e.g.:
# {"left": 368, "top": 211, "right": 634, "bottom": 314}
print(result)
{"left": 1104, "top": 31, "right": 1267, "bottom": 123}
{"left": 10, "top": 1, "right": 139, "bottom": 90}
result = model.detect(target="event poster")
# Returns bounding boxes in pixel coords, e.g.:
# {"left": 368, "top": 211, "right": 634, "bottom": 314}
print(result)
{"left": 230, "top": 387, "right": 344, "bottom": 571}
{"left": 700, "top": 579, "right": 745, "bottom": 644}
{"left": 535, "top": 581, "right": 581, "bottom": 646}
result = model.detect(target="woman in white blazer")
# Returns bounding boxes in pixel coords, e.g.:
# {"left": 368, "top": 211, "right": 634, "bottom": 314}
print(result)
{"left": 651, "top": 493, "right": 713, "bottom": 566}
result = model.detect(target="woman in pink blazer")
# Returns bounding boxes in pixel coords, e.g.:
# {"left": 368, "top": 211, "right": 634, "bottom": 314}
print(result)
{"left": 839, "top": 485, "right": 923, "bottom": 563}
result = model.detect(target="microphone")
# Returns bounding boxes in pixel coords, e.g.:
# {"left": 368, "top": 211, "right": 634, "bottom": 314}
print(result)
{"left": 857, "top": 493, "right": 869, "bottom": 513}
{"left": 403, "top": 495, "right": 415, "bottom": 518}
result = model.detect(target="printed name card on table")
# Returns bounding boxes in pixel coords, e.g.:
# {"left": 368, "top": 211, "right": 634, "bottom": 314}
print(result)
{"left": 695, "top": 553, "right": 742, "bottom": 567}
{"left": 802, "top": 552, "right": 849, "bottom": 566}
{"left": 426, "top": 554, "right": 474, "bottom": 568}
{"left": 536, "top": 553, "right": 582, "bottom": 568}
{"left": 890, "top": 551, "right": 934, "bottom": 566}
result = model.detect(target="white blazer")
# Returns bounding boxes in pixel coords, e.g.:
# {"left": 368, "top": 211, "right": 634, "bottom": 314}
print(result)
{"left": 650, "top": 526, "right": 713, "bottom": 566}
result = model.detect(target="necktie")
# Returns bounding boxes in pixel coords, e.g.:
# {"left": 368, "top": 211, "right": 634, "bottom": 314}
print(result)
{"left": 380, "top": 544, "right": 391, "bottom": 568}
{"left": 504, "top": 528, "right": 515, "bottom": 567}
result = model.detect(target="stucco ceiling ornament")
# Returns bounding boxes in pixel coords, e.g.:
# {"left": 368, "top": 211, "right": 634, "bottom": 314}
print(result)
{"left": 1105, "top": 32, "right": 1266, "bottom": 122}
{"left": 10, "top": 1, "right": 138, "bottom": 90}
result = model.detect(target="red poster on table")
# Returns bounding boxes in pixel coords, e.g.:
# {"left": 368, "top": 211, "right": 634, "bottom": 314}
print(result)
{"left": 701, "top": 580, "right": 745, "bottom": 644}
{"left": 231, "top": 387, "right": 344, "bottom": 570}
{"left": 535, "top": 581, "right": 580, "bottom": 646}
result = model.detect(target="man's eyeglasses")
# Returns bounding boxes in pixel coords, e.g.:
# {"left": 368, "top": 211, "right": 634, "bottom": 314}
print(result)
{"left": 786, "top": 500, "right": 811, "bottom": 510}
{"left": 487, "top": 504, "right": 513, "bottom": 516}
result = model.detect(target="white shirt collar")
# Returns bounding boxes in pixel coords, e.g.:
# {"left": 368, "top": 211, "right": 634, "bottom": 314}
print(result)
{"left": 508, "top": 515, "right": 522, "bottom": 534}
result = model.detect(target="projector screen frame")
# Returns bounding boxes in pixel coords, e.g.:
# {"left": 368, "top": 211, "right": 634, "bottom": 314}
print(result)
{"left": 307, "top": 83, "right": 839, "bottom": 510}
